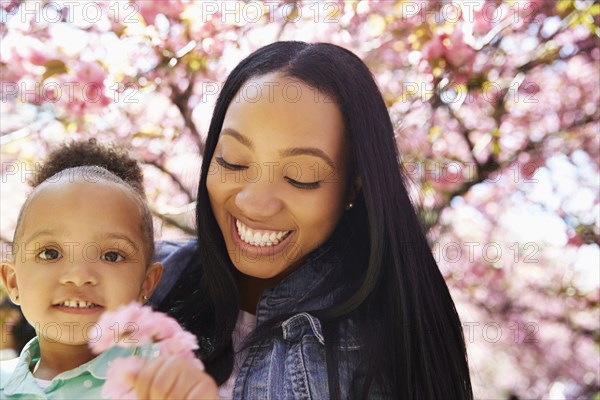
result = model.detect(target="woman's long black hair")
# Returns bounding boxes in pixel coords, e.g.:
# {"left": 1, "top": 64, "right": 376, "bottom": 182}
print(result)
{"left": 161, "top": 41, "right": 473, "bottom": 399}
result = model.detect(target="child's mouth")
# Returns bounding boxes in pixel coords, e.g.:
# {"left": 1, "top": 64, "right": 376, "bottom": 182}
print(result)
{"left": 53, "top": 299, "right": 104, "bottom": 314}
{"left": 55, "top": 300, "right": 101, "bottom": 309}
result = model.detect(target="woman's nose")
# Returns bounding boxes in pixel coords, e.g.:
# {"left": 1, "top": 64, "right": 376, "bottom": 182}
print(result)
{"left": 234, "top": 181, "right": 284, "bottom": 221}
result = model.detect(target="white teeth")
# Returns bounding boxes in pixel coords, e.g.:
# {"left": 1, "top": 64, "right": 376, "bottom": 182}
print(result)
{"left": 60, "top": 300, "right": 98, "bottom": 308}
{"left": 235, "top": 219, "right": 290, "bottom": 247}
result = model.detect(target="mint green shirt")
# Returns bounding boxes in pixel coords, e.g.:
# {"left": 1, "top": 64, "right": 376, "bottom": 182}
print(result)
{"left": 0, "top": 338, "right": 153, "bottom": 399}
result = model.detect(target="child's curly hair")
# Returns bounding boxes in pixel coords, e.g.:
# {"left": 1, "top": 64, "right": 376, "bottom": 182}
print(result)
{"left": 14, "top": 138, "right": 155, "bottom": 263}
{"left": 30, "top": 138, "right": 145, "bottom": 197}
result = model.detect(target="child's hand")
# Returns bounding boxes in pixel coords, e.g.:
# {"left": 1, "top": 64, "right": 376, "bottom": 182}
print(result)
{"left": 126, "top": 355, "right": 219, "bottom": 399}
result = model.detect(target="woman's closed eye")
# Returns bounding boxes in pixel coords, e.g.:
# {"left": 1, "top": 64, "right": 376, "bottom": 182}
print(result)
{"left": 216, "top": 156, "right": 246, "bottom": 171}
{"left": 37, "top": 247, "right": 61, "bottom": 261}
{"left": 102, "top": 251, "right": 125, "bottom": 263}
{"left": 284, "top": 177, "right": 321, "bottom": 190}
{"left": 217, "top": 156, "right": 322, "bottom": 189}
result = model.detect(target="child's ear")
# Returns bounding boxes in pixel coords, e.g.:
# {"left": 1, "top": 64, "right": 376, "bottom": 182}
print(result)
{"left": 1, "top": 263, "right": 20, "bottom": 305}
{"left": 139, "top": 262, "right": 163, "bottom": 303}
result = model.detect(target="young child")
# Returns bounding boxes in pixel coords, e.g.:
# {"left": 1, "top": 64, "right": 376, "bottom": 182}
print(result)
{"left": 0, "top": 139, "right": 163, "bottom": 399}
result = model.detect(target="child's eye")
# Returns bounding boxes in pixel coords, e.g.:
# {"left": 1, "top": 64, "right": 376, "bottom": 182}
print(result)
{"left": 102, "top": 251, "right": 125, "bottom": 263}
{"left": 37, "top": 248, "right": 61, "bottom": 261}
{"left": 216, "top": 156, "right": 246, "bottom": 171}
{"left": 285, "top": 177, "right": 321, "bottom": 190}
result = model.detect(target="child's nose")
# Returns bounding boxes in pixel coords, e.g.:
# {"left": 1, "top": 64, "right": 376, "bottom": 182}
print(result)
{"left": 59, "top": 262, "right": 98, "bottom": 286}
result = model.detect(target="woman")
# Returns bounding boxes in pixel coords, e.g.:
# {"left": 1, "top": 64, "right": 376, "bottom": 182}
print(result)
{"left": 144, "top": 41, "right": 473, "bottom": 399}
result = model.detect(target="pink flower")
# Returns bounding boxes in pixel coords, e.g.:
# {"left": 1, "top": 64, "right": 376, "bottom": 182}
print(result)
{"left": 429, "top": 162, "right": 466, "bottom": 192}
{"left": 91, "top": 303, "right": 198, "bottom": 354}
{"left": 421, "top": 30, "right": 475, "bottom": 71}
{"left": 102, "top": 357, "right": 144, "bottom": 400}
{"left": 160, "top": 330, "right": 200, "bottom": 356}
{"left": 444, "top": 30, "right": 476, "bottom": 68}
{"left": 137, "top": 0, "right": 185, "bottom": 24}
{"left": 91, "top": 303, "right": 205, "bottom": 399}
{"left": 422, "top": 34, "right": 444, "bottom": 61}
{"left": 472, "top": 10, "right": 493, "bottom": 36}
{"left": 75, "top": 61, "right": 107, "bottom": 87}
{"left": 28, "top": 48, "right": 50, "bottom": 66}
{"left": 91, "top": 303, "right": 153, "bottom": 351}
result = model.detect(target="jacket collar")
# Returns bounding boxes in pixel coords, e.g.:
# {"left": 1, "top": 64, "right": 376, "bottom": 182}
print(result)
{"left": 255, "top": 227, "right": 352, "bottom": 326}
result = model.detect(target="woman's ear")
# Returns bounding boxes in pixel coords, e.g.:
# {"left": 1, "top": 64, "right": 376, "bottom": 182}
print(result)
{"left": 139, "top": 262, "right": 163, "bottom": 302}
{"left": 1, "top": 263, "right": 20, "bottom": 305}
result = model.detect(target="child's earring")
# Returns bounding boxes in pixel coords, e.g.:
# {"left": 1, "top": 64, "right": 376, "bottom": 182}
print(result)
{"left": 345, "top": 202, "right": 354, "bottom": 211}
{"left": 143, "top": 295, "right": 148, "bottom": 302}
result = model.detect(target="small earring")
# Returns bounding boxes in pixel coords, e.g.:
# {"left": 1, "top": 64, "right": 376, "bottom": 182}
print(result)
{"left": 143, "top": 295, "right": 148, "bottom": 301}
{"left": 346, "top": 202, "right": 354, "bottom": 210}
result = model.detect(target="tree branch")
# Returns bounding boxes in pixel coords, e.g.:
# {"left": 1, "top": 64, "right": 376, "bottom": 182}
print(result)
{"left": 170, "top": 76, "right": 204, "bottom": 154}
{"left": 151, "top": 208, "right": 196, "bottom": 237}
{"left": 145, "top": 158, "right": 194, "bottom": 202}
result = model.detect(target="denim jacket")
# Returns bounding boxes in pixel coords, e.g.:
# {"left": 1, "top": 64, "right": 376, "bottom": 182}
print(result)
{"left": 150, "top": 238, "right": 373, "bottom": 399}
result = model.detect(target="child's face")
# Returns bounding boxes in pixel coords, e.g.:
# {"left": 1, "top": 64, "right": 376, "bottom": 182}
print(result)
{"left": 1, "top": 179, "right": 162, "bottom": 346}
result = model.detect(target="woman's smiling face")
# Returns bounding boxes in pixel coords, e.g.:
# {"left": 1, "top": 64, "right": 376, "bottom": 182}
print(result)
{"left": 206, "top": 73, "right": 353, "bottom": 281}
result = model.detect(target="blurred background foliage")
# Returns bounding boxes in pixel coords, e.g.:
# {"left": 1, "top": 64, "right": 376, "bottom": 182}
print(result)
{"left": 0, "top": 0, "right": 598, "bottom": 398}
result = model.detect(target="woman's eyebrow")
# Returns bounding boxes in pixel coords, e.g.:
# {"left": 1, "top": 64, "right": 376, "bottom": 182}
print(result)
{"left": 221, "top": 127, "right": 335, "bottom": 167}
{"left": 221, "top": 128, "right": 254, "bottom": 148}
{"left": 279, "top": 147, "right": 335, "bottom": 168}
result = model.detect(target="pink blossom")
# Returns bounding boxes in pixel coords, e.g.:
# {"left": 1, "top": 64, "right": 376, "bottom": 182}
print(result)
{"left": 137, "top": 0, "right": 185, "bottom": 24}
{"left": 53, "top": 61, "right": 112, "bottom": 117}
{"left": 422, "top": 34, "right": 444, "bottom": 61}
{"left": 91, "top": 303, "right": 198, "bottom": 353}
{"left": 92, "top": 303, "right": 150, "bottom": 351}
{"left": 91, "top": 303, "right": 205, "bottom": 398}
{"left": 517, "top": 153, "right": 544, "bottom": 180}
{"left": 444, "top": 30, "right": 476, "bottom": 68}
{"left": 421, "top": 30, "right": 475, "bottom": 73}
{"left": 429, "top": 162, "right": 466, "bottom": 192}
{"left": 28, "top": 49, "right": 51, "bottom": 66}
{"left": 160, "top": 330, "right": 200, "bottom": 357}
{"left": 1, "top": 0, "right": 19, "bottom": 13}
{"left": 74, "top": 61, "right": 107, "bottom": 87}
{"left": 472, "top": 10, "right": 493, "bottom": 36}
{"left": 102, "top": 357, "right": 144, "bottom": 400}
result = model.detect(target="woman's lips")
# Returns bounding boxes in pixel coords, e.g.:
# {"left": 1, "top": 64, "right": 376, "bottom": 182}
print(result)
{"left": 230, "top": 217, "right": 295, "bottom": 258}
{"left": 235, "top": 219, "right": 291, "bottom": 246}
